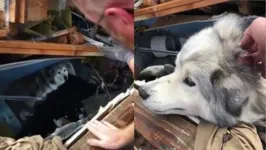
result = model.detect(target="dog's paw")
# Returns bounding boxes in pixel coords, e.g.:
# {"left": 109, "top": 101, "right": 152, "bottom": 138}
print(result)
{"left": 140, "top": 65, "right": 164, "bottom": 77}
{"left": 140, "top": 64, "right": 175, "bottom": 79}
{"left": 164, "top": 64, "right": 175, "bottom": 74}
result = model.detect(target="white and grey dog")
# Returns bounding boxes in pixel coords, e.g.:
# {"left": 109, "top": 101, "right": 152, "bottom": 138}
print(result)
{"left": 136, "top": 14, "right": 266, "bottom": 127}
{"left": 5, "top": 61, "right": 76, "bottom": 121}
{"left": 5, "top": 61, "right": 76, "bottom": 99}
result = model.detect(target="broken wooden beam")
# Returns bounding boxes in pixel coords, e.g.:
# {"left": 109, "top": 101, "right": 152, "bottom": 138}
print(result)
{"left": 27, "top": 0, "right": 48, "bottom": 22}
{"left": 9, "top": 0, "right": 17, "bottom": 23}
{"left": 18, "top": 0, "right": 27, "bottom": 23}
{"left": 0, "top": 40, "right": 103, "bottom": 56}
{"left": 0, "top": 29, "right": 8, "bottom": 37}
{"left": 134, "top": 0, "right": 229, "bottom": 21}
{"left": 147, "top": 15, "right": 211, "bottom": 31}
{"left": 135, "top": 93, "right": 197, "bottom": 149}
{"left": 32, "top": 26, "right": 77, "bottom": 42}
{"left": 7, "top": 0, "right": 46, "bottom": 23}
{"left": 68, "top": 92, "right": 135, "bottom": 150}
{"left": 7, "top": 0, "right": 27, "bottom": 23}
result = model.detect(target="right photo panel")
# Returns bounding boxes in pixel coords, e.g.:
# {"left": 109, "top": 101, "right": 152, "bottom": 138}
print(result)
{"left": 134, "top": 1, "right": 266, "bottom": 150}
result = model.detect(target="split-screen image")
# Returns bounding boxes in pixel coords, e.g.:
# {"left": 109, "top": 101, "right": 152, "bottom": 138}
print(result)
{"left": 0, "top": 0, "right": 265, "bottom": 150}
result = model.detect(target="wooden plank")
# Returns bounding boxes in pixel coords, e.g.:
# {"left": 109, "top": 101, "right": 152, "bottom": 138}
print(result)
{"left": 148, "top": 15, "right": 211, "bottom": 31}
{"left": 0, "top": 1, "right": 4, "bottom": 12}
{"left": 18, "top": 0, "right": 27, "bottom": 23}
{"left": 134, "top": 0, "right": 229, "bottom": 21}
{"left": 27, "top": 0, "right": 48, "bottom": 22}
{"left": 32, "top": 26, "right": 77, "bottom": 42}
{"left": 0, "top": 40, "right": 103, "bottom": 56}
{"left": 135, "top": 0, "right": 200, "bottom": 16}
{"left": 68, "top": 93, "right": 135, "bottom": 150}
{"left": 0, "top": 29, "right": 8, "bottom": 37}
{"left": 238, "top": 1, "right": 251, "bottom": 15}
{"left": 135, "top": 131, "right": 158, "bottom": 150}
{"left": 9, "top": 0, "right": 18, "bottom": 23}
{"left": 134, "top": 93, "right": 197, "bottom": 149}
{"left": 0, "top": 11, "right": 4, "bottom": 28}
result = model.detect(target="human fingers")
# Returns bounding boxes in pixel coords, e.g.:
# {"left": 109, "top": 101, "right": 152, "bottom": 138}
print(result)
{"left": 93, "top": 120, "right": 115, "bottom": 131}
{"left": 87, "top": 139, "right": 106, "bottom": 148}
{"left": 240, "top": 52, "right": 254, "bottom": 66}
{"left": 87, "top": 121, "right": 106, "bottom": 139}
{"left": 250, "top": 43, "right": 258, "bottom": 52}
{"left": 240, "top": 27, "right": 255, "bottom": 49}
{"left": 253, "top": 45, "right": 265, "bottom": 65}
{"left": 102, "top": 121, "right": 118, "bottom": 129}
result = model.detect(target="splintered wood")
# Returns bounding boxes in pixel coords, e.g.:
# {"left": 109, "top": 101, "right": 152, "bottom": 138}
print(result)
{"left": 6, "top": 0, "right": 28, "bottom": 23}
{"left": 68, "top": 93, "right": 135, "bottom": 150}
{"left": 0, "top": 40, "right": 103, "bottom": 56}
{"left": 135, "top": 95, "right": 197, "bottom": 149}
{"left": 134, "top": 0, "right": 229, "bottom": 21}
{"left": 27, "top": 0, "right": 48, "bottom": 21}
{"left": 5, "top": 0, "right": 47, "bottom": 23}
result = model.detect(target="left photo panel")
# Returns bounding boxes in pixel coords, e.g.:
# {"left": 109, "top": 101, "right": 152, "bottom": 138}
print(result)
{"left": 0, "top": 0, "right": 135, "bottom": 150}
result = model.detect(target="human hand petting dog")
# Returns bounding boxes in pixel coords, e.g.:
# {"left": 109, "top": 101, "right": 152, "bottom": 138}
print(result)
{"left": 86, "top": 120, "right": 134, "bottom": 149}
{"left": 240, "top": 17, "right": 266, "bottom": 77}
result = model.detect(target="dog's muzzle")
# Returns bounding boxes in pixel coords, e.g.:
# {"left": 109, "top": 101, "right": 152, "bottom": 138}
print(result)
{"left": 134, "top": 82, "right": 150, "bottom": 100}
{"left": 64, "top": 75, "right": 68, "bottom": 80}
{"left": 136, "top": 87, "right": 150, "bottom": 100}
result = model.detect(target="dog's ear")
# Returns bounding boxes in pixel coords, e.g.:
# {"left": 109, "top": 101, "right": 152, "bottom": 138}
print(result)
{"left": 64, "top": 61, "right": 76, "bottom": 76}
{"left": 210, "top": 69, "right": 225, "bottom": 85}
{"left": 211, "top": 70, "right": 249, "bottom": 119}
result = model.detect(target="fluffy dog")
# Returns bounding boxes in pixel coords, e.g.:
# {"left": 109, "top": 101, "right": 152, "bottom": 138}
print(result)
{"left": 5, "top": 61, "right": 75, "bottom": 99}
{"left": 136, "top": 14, "right": 266, "bottom": 127}
{"left": 5, "top": 61, "right": 76, "bottom": 121}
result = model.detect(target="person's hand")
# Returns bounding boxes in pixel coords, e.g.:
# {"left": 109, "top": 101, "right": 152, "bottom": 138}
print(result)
{"left": 240, "top": 17, "right": 266, "bottom": 77}
{"left": 100, "top": 45, "right": 134, "bottom": 63}
{"left": 86, "top": 120, "right": 130, "bottom": 149}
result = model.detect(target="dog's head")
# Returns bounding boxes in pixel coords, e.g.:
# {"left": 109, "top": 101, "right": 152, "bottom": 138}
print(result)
{"left": 138, "top": 14, "right": 264, "bottom": 126}
{"left": 48, "top": 62, "right": 71, "bottom": 86}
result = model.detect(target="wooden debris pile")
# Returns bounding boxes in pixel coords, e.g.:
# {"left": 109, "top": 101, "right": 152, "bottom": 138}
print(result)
{"left": 0, "top": 0, "right": 105, "bottom": 57}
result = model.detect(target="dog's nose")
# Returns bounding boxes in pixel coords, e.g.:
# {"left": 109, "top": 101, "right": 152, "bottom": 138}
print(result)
{"left": 64, "top": 75, "right": 68, "bottom": 80}
{"left": 138, "top": 87, "right": 150, "bottom": 100}
{"left": 134, "top": 83, "right": 140, "bottom": 90}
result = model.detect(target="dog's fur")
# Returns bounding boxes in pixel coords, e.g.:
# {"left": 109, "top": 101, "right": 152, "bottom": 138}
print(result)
{"left": 5, "top": 61, "right": 76, "bottom": 99}
{"left": 137, "top": 14, "right": 266, "bottom": 127}
{"left": 5, "top": 61, "right": 76, "bottom": 121}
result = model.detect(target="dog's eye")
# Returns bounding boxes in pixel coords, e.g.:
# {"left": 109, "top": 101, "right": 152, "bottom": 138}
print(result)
{"left": 57, "top": 71, "right": 61, "bottom": 74}
{"left": 183, "top": 77, "right": 196, "bottom": 87}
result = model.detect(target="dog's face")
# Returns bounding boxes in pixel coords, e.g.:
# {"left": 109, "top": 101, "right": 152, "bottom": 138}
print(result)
{"left": 50, "top": 63, "right": 69, "bottom": 86}
{"left": 138, "top": 14, "right": 264, "bottom": 126}
{"left": 139, "top": 28, "right": 222, "bottom": 122}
